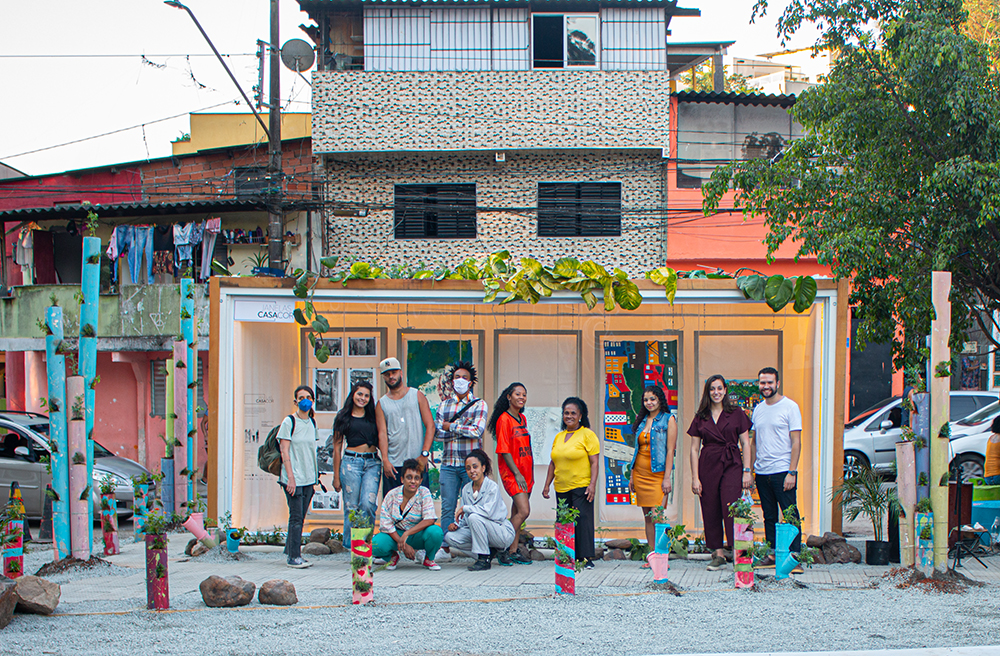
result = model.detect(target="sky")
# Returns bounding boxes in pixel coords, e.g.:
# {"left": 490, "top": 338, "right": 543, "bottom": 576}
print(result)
{"left": 0, "top": 0, "right": 820, "bottom": 177}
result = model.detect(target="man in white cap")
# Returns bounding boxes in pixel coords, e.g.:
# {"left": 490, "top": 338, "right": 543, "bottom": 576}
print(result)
{"left": 375, "top": 356, "right": 436, "bottom": 495}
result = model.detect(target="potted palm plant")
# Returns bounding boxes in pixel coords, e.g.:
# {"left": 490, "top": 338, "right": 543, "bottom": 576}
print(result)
{"left": 99, "top": 474, "right": 120, "bottom": 556}
{"left": 832, "top": 463, "right": 901, "bottom": 566}
{"left": 143, "top": 509, "right": 171, "bottom": 610}
{"left": 728, "top": 494, "right": 756, "bottom": 588}
{"left": 554, "top": 499, "right": 580, "bottom": 595}
{"left": 349, "top": 509, "right": 374, "bottom": 605}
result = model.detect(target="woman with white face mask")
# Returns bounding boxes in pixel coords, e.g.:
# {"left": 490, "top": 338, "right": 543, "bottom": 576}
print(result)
{"left": 278, "top": 385, "right": 320, "bottom": 568}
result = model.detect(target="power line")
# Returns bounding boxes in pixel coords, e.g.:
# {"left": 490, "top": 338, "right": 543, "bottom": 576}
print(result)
{"left": 0, "top": 53, "right": 255, "bottom": 59}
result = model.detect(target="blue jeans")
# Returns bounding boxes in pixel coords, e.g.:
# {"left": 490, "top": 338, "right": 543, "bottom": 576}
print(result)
{"left": 984, "top": 475, "right": 1000, "bottom": 485}
{"left": 282, "top": 483, "right": 314, "bottom": 562}
{"left": 439, "top": 464, "right": 470, "bottom": 537}
{"left": 341, "top": 453, "right": 382, "bottom": 547}
{"left": 127, "top": 226, "right": 153, "bottom": 284}
{"left": 755, "top": 472, "right": 801, "bottom": 552}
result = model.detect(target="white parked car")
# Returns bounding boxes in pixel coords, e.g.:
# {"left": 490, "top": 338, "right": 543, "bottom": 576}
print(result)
{"left": 843, "top": 391, "right": 998, "bottom": 475}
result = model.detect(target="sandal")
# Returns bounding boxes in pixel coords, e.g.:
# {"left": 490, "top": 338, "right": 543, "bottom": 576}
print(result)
{"left": 640, "top": 561, "right": 651, "bottom": 569}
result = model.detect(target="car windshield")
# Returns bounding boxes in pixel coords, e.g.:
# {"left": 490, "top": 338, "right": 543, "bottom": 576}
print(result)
{"left": 846, "top": 396, "right": 900, "bottom": 428}
{"left": 958, "top": 400, "right": 1000, "bottom": 426}
{"left": 10, "top": 421, "right": 115, "bottom": 458}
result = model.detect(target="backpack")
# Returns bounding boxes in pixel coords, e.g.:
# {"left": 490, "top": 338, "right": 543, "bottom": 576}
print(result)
{"left": 258, "top": 414, "right": 316, "bottom": 476}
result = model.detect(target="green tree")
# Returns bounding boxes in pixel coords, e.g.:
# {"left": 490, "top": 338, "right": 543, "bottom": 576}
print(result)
{"left": 681, "top": 61, "right": 759, "bottom": 93}
{"left": 704, "top": 0, "right": 1000, "bottom": 368}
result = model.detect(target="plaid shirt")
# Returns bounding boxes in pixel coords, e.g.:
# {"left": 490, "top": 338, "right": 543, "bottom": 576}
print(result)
{"left": 434, "top": 393, "right": 487, "bottom": 467}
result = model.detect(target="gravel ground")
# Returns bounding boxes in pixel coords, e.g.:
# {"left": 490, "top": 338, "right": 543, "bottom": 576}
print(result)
{"left": 6, "top": 556, "right": 1000, "bottom": 656}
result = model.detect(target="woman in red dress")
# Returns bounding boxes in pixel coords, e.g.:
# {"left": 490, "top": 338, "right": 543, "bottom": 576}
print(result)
{"left": 489, "top": 382, "right": 533, "bottom": 565}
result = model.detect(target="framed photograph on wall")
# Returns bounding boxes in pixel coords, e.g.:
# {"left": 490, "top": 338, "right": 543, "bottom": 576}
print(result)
{"left": 316, "top": 337, "right": 342, "bottom": 357}
{"left": 311, "top": 488, "right": 341, "bottom": 511}
{"left": 348, "top": 337, "right": 377, "bottom": 357}
{"left": 313, "top": 368, "right": 341, "bottom": 413}
{"left": 349, "top": 367, "right": 377, "bottom": 389}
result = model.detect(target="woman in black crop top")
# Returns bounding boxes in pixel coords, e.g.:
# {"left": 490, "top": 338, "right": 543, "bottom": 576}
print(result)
{"left": 331, "top": 380, "right": 384, "bottom": 548}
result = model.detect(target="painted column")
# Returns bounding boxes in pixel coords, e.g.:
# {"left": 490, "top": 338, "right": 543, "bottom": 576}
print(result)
{"left": 173, "top": 340, "right": 188, "bottom": 514}
{"left": 181, "top": 278, "right": 196, "bottom": 507}
{"left": 45, "top": 306, "right": 70, "bottom": 560}
{"left": 895, "top": 441, "right": 917, "bottom": 567}
{"left": 930, "top": 271, "right": 951, "bottom": 572}
{"left": 161, "top": 359, "right": 175, "bottom": 515}
{"left": 80, "top": 235, "right": 101, "bottom": 556}
{"left": 67, "top": 376, "right": 89, "bottom": 560}
{"left": 733, "top": 521, "right": 755, "bottom": 589}
{"left": 554, "top": 522, "right": 576, "bottom": 595}
{"left": 913, "top": 393, "right": 931, "bottom": 501}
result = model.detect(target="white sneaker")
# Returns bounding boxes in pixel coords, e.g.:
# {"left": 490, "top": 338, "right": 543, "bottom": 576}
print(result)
{"left": 434, "top": 548, "right": 452, "bottom": 562}
{"left": 413, "top": 550, "right": 426, "bottom": 562}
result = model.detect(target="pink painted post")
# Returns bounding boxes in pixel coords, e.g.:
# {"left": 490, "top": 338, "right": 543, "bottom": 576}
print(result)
{"left": 172, "top": 340, "right": 188, "bottom": 515}
{"left": 67, "top": 376, "right": 89, "bottom": 560}
{"left": 100, "top": 492, "right": 120, "bottom": 556}
{"left": 733, "top": 521, "right": 755, "bottom": 589}
{"left": 896, "top": 441, "right": 917, "bottom": 567}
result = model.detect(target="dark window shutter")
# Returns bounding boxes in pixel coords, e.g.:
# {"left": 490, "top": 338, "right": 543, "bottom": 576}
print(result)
{"left": 233, "top": 166, "right": 268, "bottom": 200}
{"left": 394, "top": 184, "right": 477, "bottom": 239}
{"left": 151, "top": 360, "right": 166, "bottom": 417}
{"left": 538, "top": 182, "right": 621, "bottom": 237}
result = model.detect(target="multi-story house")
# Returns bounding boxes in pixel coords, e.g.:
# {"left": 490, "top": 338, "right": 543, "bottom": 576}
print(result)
{"left": 299, "top": 0, "right": 728, "bottom": 275}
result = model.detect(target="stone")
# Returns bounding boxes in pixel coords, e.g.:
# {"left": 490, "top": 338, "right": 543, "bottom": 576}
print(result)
{"left": 822, "top": 540, "right": 856, "bottom": 564}
{"left": 594, "top": 546, "right": 605, "bottom": 561}
{"left": 528, "top": 549, "right": 546, "bottom": 561}
{"left": 609, "top": 548, "right": 627, "bottom": 560}
{"left": 822, "top": 531, "right": 846, "bottom": 543}
{"left": 847, "top": 544, "right": 862, "bottom": 564}
{"left": 519, "top": 530, "right": 534, "bottom": 543}
{"left": 0, "top": 578, "right": 16, "bottom": 629}
{"left": 14, "top": 576, "right": 60, "bottom": 615}
{"left": 184, "top": 538, "right": 198, "bottom": 556}
{"left": 308, "top": 528, "right": 331, "bottom": 544}
{"left": 258, "top": 580, "right": 297, "bottom": 606}
{"left": 806, "top": 534, "right": 827, "bottom": 548}
{"left": 199, "top": 575, "right": 256, "bottom": 608}
{"left": 325, "top": 540, "right": 346, "bottom": 554}
{"left": 812, "top": 548, "right": 827, "bottom": 565}
{"left": 517, "top": 544, "right": 531, "bottom": 561}
{"left": 191, "top": 542, "right": 210, "bottom": 557}
{"left": 302, "top": 542, "right": 331, "bottom": 556}
{"left": 605, "top": 539, "right": 632, "bottom": 550}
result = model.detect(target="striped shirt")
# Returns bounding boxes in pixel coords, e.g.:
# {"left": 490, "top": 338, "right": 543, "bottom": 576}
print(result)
{"left": 434, "top": 394, "right": 488, "bottom": 467}
{"left": 379, "top": 485, "right": 437, "bottom": 534}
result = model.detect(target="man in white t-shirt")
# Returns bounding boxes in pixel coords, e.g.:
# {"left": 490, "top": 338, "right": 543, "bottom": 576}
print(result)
{"left": 750, "top": 367, "right": 802, "bottom": 564}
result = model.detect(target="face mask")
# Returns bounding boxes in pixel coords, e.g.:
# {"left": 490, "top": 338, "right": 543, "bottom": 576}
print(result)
{"left": 453, "top": 378, "right": 471, "bottom": 395}
{"left": 298, "top": 398, "right": 313, "bottom": 413}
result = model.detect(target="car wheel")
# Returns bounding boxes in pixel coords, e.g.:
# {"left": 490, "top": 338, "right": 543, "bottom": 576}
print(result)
{"left": 952, "top": 454, "right": 985, "bottom": 484}
{"left": 844, "top": 450, "right": 870, "bottom": 478}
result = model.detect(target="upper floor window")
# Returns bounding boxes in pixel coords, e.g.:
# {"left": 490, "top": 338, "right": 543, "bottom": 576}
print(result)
{"left": 394, "top": 184, "right": 477, "bottom": 239}
{"left": 532, "top": 14, "right": 600, "bottom": 69}
{"left": 233, "top": 166, "right": 268, "bottom": 200}
{"left": 537, "top": 182, "right": 621, "bottom": 237}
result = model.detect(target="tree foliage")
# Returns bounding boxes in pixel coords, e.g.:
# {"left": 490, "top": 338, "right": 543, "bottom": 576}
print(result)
{"left": 704, "top": 0, "right": 1000, "bottom": 369}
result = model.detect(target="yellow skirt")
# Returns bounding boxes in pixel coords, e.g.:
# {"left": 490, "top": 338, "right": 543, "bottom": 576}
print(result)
{"left": 633, "top": 431, "right": 665, "bottom": 507}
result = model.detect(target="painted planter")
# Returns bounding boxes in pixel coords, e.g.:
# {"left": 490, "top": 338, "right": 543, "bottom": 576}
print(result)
{"left": 653, "top": 523, "right": 671, "bottom": 554}
{"left": 646, "top": 551, "right": 669, "bottom": 584}
{"left": 350, "top": 527, "right": 374, "bottom": 605}
{"left": 182, "top": 512, "right": 218, "bottom": 548}
{"left": 895, "top": 441, "right": 917, "bottom": 567}
{"left": 145, "top": 533, "right": 170, "bottom": 610}
{"left": 733, "top": 521, "right": 754, "bottom": 589}
{"left": 775, "top": 523, "right": 800, "bottom": 579}
{"left": 3, "top": 519, "right": 24, "bottom": 579}
{"left": 160, "top": 458, "right": 175, "bottom": 518}
{"left": 554, "top": 522, "right": 576, "bottom": 595}
{"left": 100, "top": 493, "right": 119, "bottom": 556}
{"left": 915, "top": 512, "right": 934, "bottom": 570}
{"left": 134, "top": 483, "right": 149, "bottom": 542}
{"left": 227, "top": 530, "right": 242, "bottom": 554}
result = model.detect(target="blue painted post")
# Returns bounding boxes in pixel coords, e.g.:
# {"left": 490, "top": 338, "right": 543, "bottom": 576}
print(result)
{"left": 913, "top": 393, "right": 930, "bottom": 501}
{"left": 775, "top": 523, "right": 801, "bottom": 580}
{"left": 45, "top": 306, "right": 71, "bottom": 560}
{"left": 80, "top": 235, "right": 101, "bottom": 556}
{"left": 181, "top": 278, "right": 195, "bottom": 506}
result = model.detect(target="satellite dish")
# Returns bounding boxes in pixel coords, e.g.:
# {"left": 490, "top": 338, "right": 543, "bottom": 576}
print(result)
{"left": 281, "top": 39, "right": 315, "bottom": 72}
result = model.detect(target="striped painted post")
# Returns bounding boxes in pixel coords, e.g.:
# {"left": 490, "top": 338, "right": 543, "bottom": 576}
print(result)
{"left": 181, "top": 278, "right": 195, "bottom": 506}
{"left": 67, "top": 376, "right": 89, "bottom": 560}
{"left": 161, "top": 359, "right": 175, "bottom": 515}
{"left": 172, "top": 340, "right": 188, "bottom": 514}
{"left": 45, "top": 306, "right": 71, "bottom": 560}
{"left": 80, "top": 235, "right": 101, "bottom": 556}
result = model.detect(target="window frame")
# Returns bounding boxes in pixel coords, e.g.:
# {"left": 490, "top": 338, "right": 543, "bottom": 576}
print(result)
{"left": 530, "top": 12, "right": 601, "bottom": 70}
{"left": 151, "top": 357, "right": 207, "bottom": 418}
{"left": 393, "top": 183, "right": 478, "bottom": 240}
{"left": 536, "top": 181, "right": 622, "bottom": 238}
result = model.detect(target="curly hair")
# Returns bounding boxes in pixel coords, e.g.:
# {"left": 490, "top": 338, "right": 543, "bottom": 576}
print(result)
{"left": 631, "top": 385, "right": 670, "bottom": 435}
{"left": 561, "top": 397, "right": 590, "bottom": 429}
{"left": 448, "top": 360, "right": 478, "bottom": 385}
{"left": 488, "top": 382, "right": 526, "bottom": 436}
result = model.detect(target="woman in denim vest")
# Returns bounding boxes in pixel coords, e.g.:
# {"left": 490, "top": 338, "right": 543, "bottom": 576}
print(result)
{"left": 627, "top": 386, "right": 677, "bottom": 563}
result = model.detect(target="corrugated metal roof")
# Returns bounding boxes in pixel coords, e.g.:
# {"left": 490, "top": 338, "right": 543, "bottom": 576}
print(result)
{"left": 674, "top": 90, "right": 797, "bottom": 108}
{"left": 301, "top": 0, "right": 698, "bottom": 10}
{"left": 0, "top": 199, "right": 264, "bottom": 221}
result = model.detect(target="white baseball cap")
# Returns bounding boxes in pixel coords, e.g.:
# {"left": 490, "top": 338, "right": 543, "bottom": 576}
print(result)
{"left": 379, "top": 357, "right": 401, "bottom": 374}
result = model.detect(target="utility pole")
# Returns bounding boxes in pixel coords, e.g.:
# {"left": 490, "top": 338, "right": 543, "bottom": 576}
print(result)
{"left": 267, "top": 0, "right": 284, "bottom": 270}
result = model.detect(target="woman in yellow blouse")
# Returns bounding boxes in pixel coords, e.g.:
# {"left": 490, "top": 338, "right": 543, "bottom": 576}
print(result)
{"left": 542, "top": 397, "right": 601, "bottom": 568}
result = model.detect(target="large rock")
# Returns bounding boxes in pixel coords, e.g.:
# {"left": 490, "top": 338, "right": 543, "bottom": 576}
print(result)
{"left": 528, "top": 549, "right": 546, "bottom": 561}
{"left": 14, "top": 576, "right": 60, "bottom": 615}
{"left": 325, "top": 540, "right": 346, "bottom": 554}
{"left": 308, "top": 528, "right": 331, "bottom": 544}
{"left": 258, "top": 580, "right": 297, "bottom": 606}
{"left": 0, "top": 578, "right": 16, "bottom": 629}
{"left": 607, "top": 548, "right": 627, "bottom": 560}
{"left": 811, "top": 548, "right": 827, "bottom": 565}
{"left": 822, "top": 538, "right": 857, "bottom": 564}
{"left": 847, "top": 544, "right": 863, "bottom": 564}
{"left": 184, "top": 538, "right": 198, "bottom": 556}
{"left": 199, "top": 576, "right": 255, "bottom": 608}
{"left": 302, "top": 542, "right": 331, "bottom": 556}
{"left": 806, "top": 534, "right": 827, "bottom": 548}
{"left": 517, "top": 544, "right": 531, "bottom": 561}
{"left": 594, "top": 546, "right": 605, "bottom": 561}
{"left": 191, "top": 542, "right": 210, "bottom": 557}
{"left": 605, "top": 539, "right": 632, "bottom": 550}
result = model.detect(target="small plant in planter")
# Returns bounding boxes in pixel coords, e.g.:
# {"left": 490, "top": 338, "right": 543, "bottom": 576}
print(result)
{"left": 142, "top": 509, "right": 171, "bottom": 609}
{"left": 555, "top": 499, "right": 580, "bottom": 595}
{"left": 915, "top": 497, "right": 933, "bottom": 514}
{"left": 98, "top": 474, "right": 120, "bottom": 555}
{"left": 919, "top": 525, "right": 932, "bottom": 540}
{"left": 798, "top": 545, "right": 820, "bottom": 568}
{"left": 646, "top": 505, "right": 672, "bottom": 555}
{"left": 348, "top": 509, "right": 375, "bottom": 605}
{"left": 728, "top": 496, "right": 755, "bottom": 527}
{"left": 729, "top": 495, "right": 757, "bottom": 588}
{"left": 782, "top": 504, "right": 802, "bottom": 529}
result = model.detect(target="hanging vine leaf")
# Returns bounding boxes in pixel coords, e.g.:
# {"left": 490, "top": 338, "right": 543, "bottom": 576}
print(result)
{"left": 293, "top": 309, "right": 307, "bottom": 326}
{"left": 764, "top": 275, "right": 795, "bottom": 311}
{"left": 646, "top": 267, "right": 678, "bottom": 303}
{"left": 792, "top": 276, "right": 818, "bottom": 313}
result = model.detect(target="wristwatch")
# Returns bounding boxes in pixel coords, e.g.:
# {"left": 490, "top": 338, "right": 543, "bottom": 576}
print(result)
{"left": 742, "top": 468, "right": 751, "bottom": 473}
{"left": 788, "top": 470, "right": 797, "bottom": 476}
{"left": 420, "top": 450, "right": 430, "bottom": 458}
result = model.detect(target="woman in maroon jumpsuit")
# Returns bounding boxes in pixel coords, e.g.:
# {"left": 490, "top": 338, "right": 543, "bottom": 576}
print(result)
{"left": 687, "top": 375, "right": 753, "bottom": 571}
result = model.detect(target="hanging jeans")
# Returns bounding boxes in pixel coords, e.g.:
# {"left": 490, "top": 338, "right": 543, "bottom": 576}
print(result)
{"left": 127, "top": 227, "right": 153, "bottom": 284}
{"left": 112, "top": 226, "right": 131, "bottom": 283}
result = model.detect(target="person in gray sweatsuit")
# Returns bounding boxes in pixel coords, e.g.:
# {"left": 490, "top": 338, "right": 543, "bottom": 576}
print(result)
{"left": 445, "top": 449, "right": 516, "bottom": 571}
